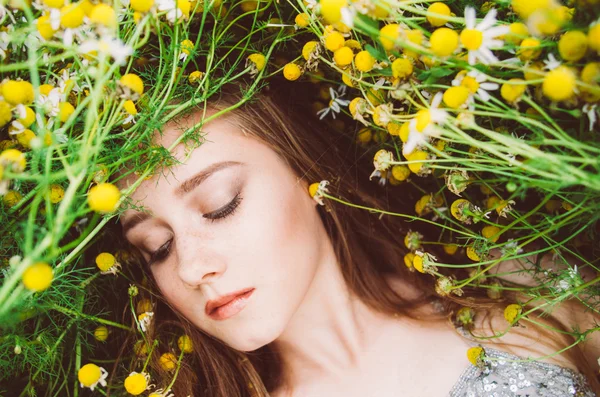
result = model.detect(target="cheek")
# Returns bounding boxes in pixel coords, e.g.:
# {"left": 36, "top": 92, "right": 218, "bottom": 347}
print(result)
{"left": 240, "top": 177, "right": 323, "bottom": 311}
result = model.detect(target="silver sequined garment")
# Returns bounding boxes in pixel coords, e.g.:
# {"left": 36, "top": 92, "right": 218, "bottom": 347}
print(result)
{"left": 448, "top": 347, "right": 597, "bottom": 397}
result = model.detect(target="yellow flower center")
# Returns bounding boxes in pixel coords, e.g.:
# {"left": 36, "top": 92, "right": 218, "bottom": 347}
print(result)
{"left": 391, "top": 164, "right": 410, "bottom": 181}
{"left": 159, "top": 352, "right": 178, "bottom": 371}
{"left": 96, "top": 252, "right": 117, "bottom": 272}
{"left": 429, "top": 28, "right": 459, "bottom": 57}
{"left": 466, "top": 347, "right": 484, "bottom": 365}
{"left": 58, "top": 102, "right": 75, "bottom": 123}
{"left": 90, "top": 3, "right": 117, "bottom": 28}
{"left": 188, "top": 70, "right": 204, "bottom": 84}
{"left": 399, "top": 122, "right": 410, "bottom": 142}
{"left": 333, "top": 46, "right": 354, "bottom": 66}
{"left": 379, "top": 23, "right": 401, "bottom": 51}
{"left": 295, "top": 12, "right": 309, "bottom": 28}
{"left": 412, "top": 255, "right": 424, "bottom": 273}
{"left": 355, "top": 50, "right": 375, "bottom": 72}
{"left": 324, "top": 31, "right": 345, "bottom": 52}
{"left": 49, "top": 184, "right": 65, "bottom": 204}
{"left": 415, "top": 109, "right": 431, "bottom": 132}
{"left": 16, "top": 129, "right": 37, "bottom": 149}
{"left": 37, "top": 15, "right": 57, "bottom": 40}
{"left": 123, "top": 100, "right": 138, "bottom": 115}
{"left": 500, "top": 78, "right": 527, "bottom": 103}
{"left": 405, "top": 150, "right": 428, "bottom": 174}
{"left": 60, "top": 3, "right": 85, "bottom": 29}
{"left": 482, "top": 225, "right": 501, "bottom": 242}
{"left": 119, "top": 74, "right": 144, "bottom": 96}
{"left": 503, "top": 303, "right": 522, "bottom": 323}
{"left": 320, "top": 0, "right": 347, "bottom": 24}
{"left": 511, "top": 0, "right": 551, "bottom": 19}
{"left": 78, "top": 363, "right": 102, "bottom": 387}
{"left": 461, "top": 76, "right": 479, "bottom": 94}
{"left": 542, "top": 66, "right": 576, "bottom": 101}
{"left": 247, "top": 53, "right": 266, "bottom": 72}
{"left": 18, "top": 106, "right": 36, "bottom": 127}
{"left": 0, "top": 101, "right": 11, "bottom": 128}
{"left": 22, "top": 262, "right": 54, "bottom": 292}
{"left": 558, "top": 30, "right": 588, "bottom": 62}
{"left": 443, "top": 86, "right": 470, "bottom": 109}
{"left": 518, "top": 37, "right": 542, "bottom": 61}
{"left": 43, "top": 0, "right": 64, "bottom": 8}
{"left": 130, "top": 0, "right": 154, "bottom": 12}
{"left": 2, "top": 80, "right": 34, "bottom": 106}
{"left": 87, "top": 183, "right": 121, "bottom": 213}
{"left": 94, "top": 326, "right": 109, "bottom": 341}
{"left": 3, "top": 190, "right": 22, "bottom": 207}
{"left": 283, "top": 63, "right": 302, "bottom": 81}
{"left": 466, "top": 246, "right": 481, "bottom": 261}
{"left": 391, "top": 58, "right": 413, "bottom": 79}
{"left": 178, "top": 334, "right": 194, "bottom": 353}
{"left": 426, "top": 2, "right": 451, "bottom": 27}
{"left": 124, "top": 373, "right": 148, "bottom": 395}
{"left": 505, "top": 22, "right": 529, "bottom": 45}
{"left": 1, "top": 148, "right": 27, "bottom": 172}
{"left": 460, "top": 29, "right": 483, "bottom": 50}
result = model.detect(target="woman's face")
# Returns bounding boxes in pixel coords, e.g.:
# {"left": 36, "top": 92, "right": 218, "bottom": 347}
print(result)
{"left": 118, "top": 110, "right": 327, "bottom": 351}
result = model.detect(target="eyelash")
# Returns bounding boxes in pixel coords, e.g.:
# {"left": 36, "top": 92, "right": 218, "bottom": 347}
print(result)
{"left": 145, "top": 193, "right": 243, "bottom": 267}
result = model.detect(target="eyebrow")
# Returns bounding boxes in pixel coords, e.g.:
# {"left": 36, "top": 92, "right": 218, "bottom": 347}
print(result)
{"left": 121, "top": 160, "right": 243, "bottom": 237}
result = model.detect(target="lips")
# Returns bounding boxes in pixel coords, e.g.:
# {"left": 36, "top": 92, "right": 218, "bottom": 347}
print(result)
{"left": 205, "top": 288, "right": 255, "bottom": 316}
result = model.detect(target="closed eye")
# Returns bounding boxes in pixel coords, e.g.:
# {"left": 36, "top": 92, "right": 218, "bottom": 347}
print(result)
{"left": 144, "top": 192, "right": 243, "bottom": 267}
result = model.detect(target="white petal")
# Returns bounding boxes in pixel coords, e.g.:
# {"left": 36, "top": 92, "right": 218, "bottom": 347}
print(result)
{"left": 465, "top": 7, "right": 476, "bottom": 29}
{"left": 485, "top": 38, "right": 505, "bottom": 49}
{"left": 477, "top": 89, "right": 491, "bottom": 101}
{"left": 480, "top": 82, "right": 498, "bottom": 90}
{"left": 480, "top": 47, "right": 498, "bottom": 64}
{"left": 329, "top": 86, "right": 336, "bottom": 99}
{"left": 484, "top": 25, "right": 510, "bottom": 38}
{"left": 477, "top": 8, "right": 497, "bottom": 31}
{"left": 431, "top": 92, "right": 443, "bottom": 109}
{"left": 468, "top": 51, "right": 476, "bottom": 65}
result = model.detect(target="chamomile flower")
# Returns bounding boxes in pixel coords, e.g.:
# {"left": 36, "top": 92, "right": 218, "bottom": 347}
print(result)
{"left": 95, "top": 252, "right": 122, "bottom": 275}
{"left": 79, "top": 37, "right": 134, "bottom": 66}
{"left": 156, "top": 0, "right": 188, "bottom": 24}
{"left": 316, "top": 85, "right": 351, "bottom": 120}
{"left": 36, "top": 87, "right": 63, "bottom": 118}
{"left": 369, "top": 149, "right": 394, "bottom": 184}
{"left": 542, "top": 53, "right": 562, "bottom": 71}
{"left": 452, "top": 70, "right": 499, "bottom": 102}
{"left": 404, "top": 92, "right": 448, "bottom": 156}
{"left": 308, "top": 180, "right": 330, "bottom": 206}
{"left": 460, "top": 7, "right": 510, "bottom": 65}
{"left": 78, "top": 363, "right": 109, "bottom": 391}
{"left": 124, "top": 371, "right": 153, "bottom": 395}
{"left": 179, "top": 39, "right": 194, "bottom": 62}
{"left": 149, "top": 388, "right": 175, "bottom": 397}
{"left": 137, "top": 311, "right": 154, "bottom": 332}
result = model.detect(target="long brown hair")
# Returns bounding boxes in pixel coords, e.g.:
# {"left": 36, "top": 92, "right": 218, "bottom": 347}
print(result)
{"left": 107, "top": 83, "right": 600, "bottom": 396}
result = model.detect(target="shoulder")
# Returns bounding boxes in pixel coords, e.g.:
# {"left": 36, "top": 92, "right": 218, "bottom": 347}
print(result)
{"left": 384, "top": 253, "right": 597, "bottom": 374}
{"left": 485, "top": 247, "right": 600, "bottom": 373}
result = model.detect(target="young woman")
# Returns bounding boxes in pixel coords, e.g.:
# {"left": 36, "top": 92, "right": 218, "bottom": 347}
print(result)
{"left": 115, "top": 85, "right": 599, "bottom": 396}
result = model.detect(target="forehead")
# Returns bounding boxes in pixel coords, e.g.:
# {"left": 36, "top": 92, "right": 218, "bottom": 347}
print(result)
{"left": 117, "top": 108, "right": 263, "bottom": 203}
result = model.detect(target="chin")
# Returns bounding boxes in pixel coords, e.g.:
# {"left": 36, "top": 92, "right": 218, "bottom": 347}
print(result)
{"left": 223, "top": 319, "right": 286, "bottom": 352}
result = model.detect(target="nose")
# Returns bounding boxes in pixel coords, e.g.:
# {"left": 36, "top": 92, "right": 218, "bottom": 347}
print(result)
{"left": 175, "top": 229, "right": 227, "bottom": 289}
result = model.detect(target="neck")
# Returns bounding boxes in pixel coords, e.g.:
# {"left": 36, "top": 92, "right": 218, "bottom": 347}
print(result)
{"left": 272, "top": 243, "right": 393, "bottom": 387}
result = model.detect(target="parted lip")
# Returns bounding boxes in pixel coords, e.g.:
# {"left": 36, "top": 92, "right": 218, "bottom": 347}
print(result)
{"left": 205, "top": 288, "right": 254, "bottom": 315}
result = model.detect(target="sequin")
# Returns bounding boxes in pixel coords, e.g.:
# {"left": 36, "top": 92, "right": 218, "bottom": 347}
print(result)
{"left": 448, "top": 347, "right": 596, "bottom": 396}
